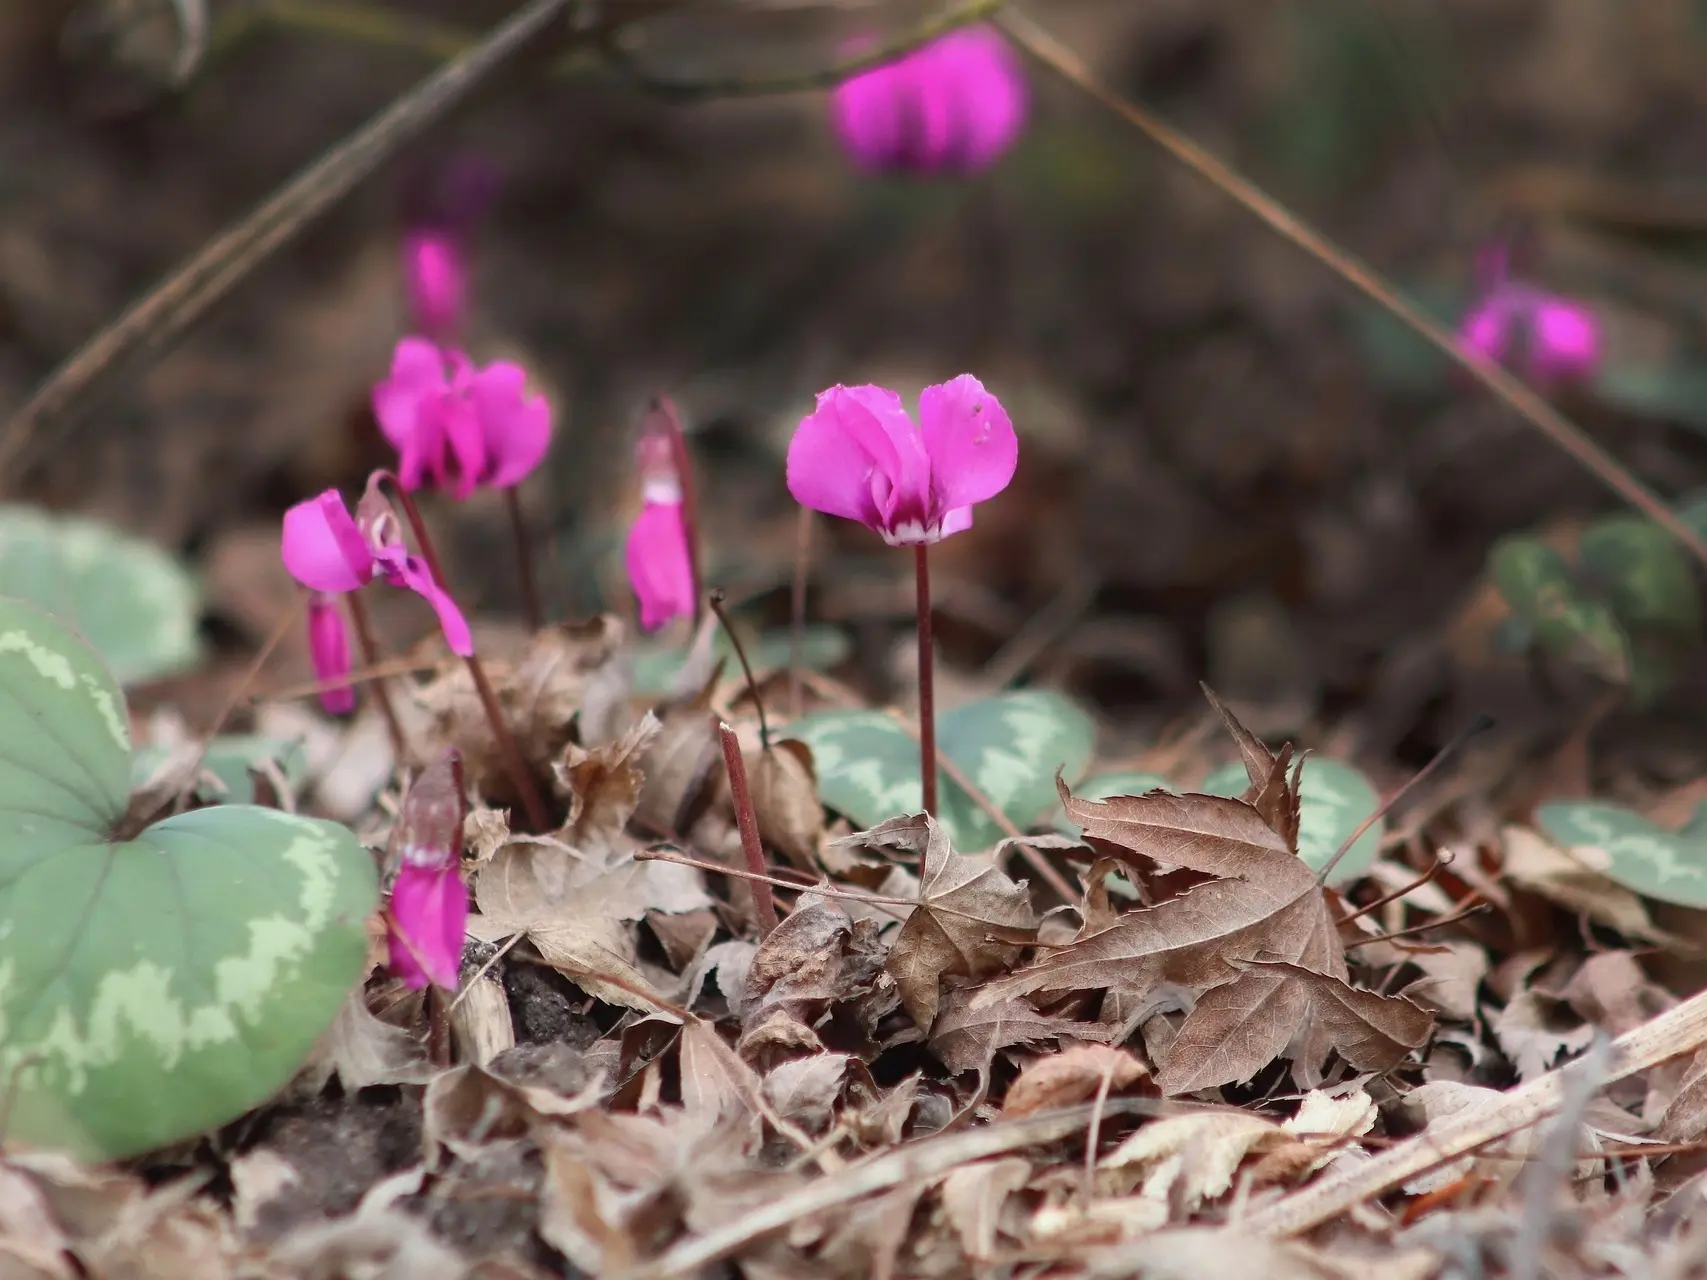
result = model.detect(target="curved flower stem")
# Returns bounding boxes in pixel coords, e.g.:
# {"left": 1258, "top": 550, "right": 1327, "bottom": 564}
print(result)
{"left": 345, "top": 591, "right": 409, "bottom": 765}
{"left": 914, "top": 544, "right": 938, "bottom": 818}
{"left": 503, "top": 487, "right": 543, "bottom": 631}
{"left": 650, "top": 395, "right": 702, "bottom": 626}
{"left": 790, "top": 507, "right": 812, "bottom": 718}
{"left": 380, "top": 473, "right": 549, "bottom": 832}
{"left": 716, "top": 718, "right": 779, "bottom": 937}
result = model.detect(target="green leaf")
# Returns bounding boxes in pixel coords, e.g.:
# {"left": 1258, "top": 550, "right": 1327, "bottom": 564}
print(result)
{"left": 1200, "top": 757, "right": 1384, "bottom": 882}
{"left": 131, "top": 735, "right": 310, "bottom": 805}
{"left": 1579, "top": 514, "right": 1701, "bottom": 638}
{"left": 0, "top": 599, "right": 375, "bottom": 1161}
{"left": 1537, "top": 800, "right": 1707, "bottom": 909}
{"left": 1490, "top": 535, "right": 1630, "bottom": 682}
{"left": 790, "top": 690, "right": 1096, "bottom": 850}
{"left": 0, "top": 505, "right": 201, "bottom": 684}
{"left": 631, "top": 624, "right": 850, "bottom": 695}
{"left": 1053, "top": 771, "right": 1173, "bottom": 836}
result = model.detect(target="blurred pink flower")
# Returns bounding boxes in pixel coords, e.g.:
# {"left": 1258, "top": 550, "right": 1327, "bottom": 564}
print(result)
{"left": 386, "top": 750, "right": 468, "bottom": 991}
{"left": 372, "top": 338, "right": 552, "bottom": 499}
{"left": 403, "top": 231, "right": 465, "bottom": 340}
{"left": 832, "top": 25, "right": 1027, "bottom": 174}
{"left": 281, "top": 481, "right": 473, "bottom": 655}
{"left": 307, "top": 592, "right": 354, "bottom": 716}
{"left": 786, "top": 375, "right": 1016, "bottom": 546}
{"left": 1459, "top": 250, "right": 1600, "bottom": 384}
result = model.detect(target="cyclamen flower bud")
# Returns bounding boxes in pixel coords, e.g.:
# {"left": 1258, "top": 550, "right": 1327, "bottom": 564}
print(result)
{"left": 385, "top": 749, "right": 468, "bottom": 991}
{"left": 624, "top": 430, "right": 695, "bottom": 632}
{"left": 403, "top": 231, "right": 465, "bottom": 340}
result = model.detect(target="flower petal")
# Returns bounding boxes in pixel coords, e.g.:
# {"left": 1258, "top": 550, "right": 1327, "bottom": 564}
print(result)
{"left": 471, "top": 361, "right": 552, "bottom": 489}
{"left": 787, "top": 384, "right": 928, "bottom": 534}
{"left": 281, "top": 491, "right": 375, "bottom": 593}
{"left": 307, "top": 594, "right": 355, "bottom": 716}
{"left": 940, "top": 27, "right": 1027, "bottom": 171}
{"left": 832, "top": 53, "right": 911, "bottom": 171}
{"left": 387, "top": 554, "right": 475, "bottom": 656}
{"left": 1530, "top": 297, "right": 1599, "bottom": 381}
{"left": 625, "top": 500, "right": 696, "bottom": 632}
{"left": 918, "top": 374, "right": 1017, "bottom": 515}
{"left": 387, "top": 864, "right": 467, "bottom": 990}
{"left": 403, "top": 232, "right": 465, "bottom": 338}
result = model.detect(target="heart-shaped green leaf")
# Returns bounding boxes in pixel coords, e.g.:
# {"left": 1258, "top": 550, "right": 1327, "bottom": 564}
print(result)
{"left": 631, "top": 624, "right": 850, "bottom": 695}
{"left": 1490, "top": 535, "right": 1630, "bottom": 682}
{"left": 0, "top": 505, "right": 201, "bottom": 685}
{"left": 1536, "top": 800, "right": 1707, "bottom": 909}
{"left": 0, "top": 600, "right": 375, "bottom": 1161}
{"left": 1200, "top": 757, "right": 1383, "bottom": 882}
{"left": 790, "top": 691, "right": 1096, "bottom": 850}
{"left": 1579, "top": 514, "right": 1701, "bottom": 638}
{"left": 131, "top": 735, "right": 310, "bottom": 804}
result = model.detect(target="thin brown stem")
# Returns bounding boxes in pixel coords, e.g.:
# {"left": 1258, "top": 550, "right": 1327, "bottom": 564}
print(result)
{"left": 1335, "top": 851, "right": 1455, "bottom": 927}
{"left": 999, "top": 11, "right": 1707, "bottom": 573}
{"left": 915, "top": 544, "right": 938, "bottom": 818}
{"left": 345, "top": 591, "right": 408, "bottom": 765}
{"left": 717, "top": 719, "right": 780, "bottom": 937}
{"left": 708, "top": 588, "right": 769, "bottom": 750}
{"left": 1344, "top": 898, "right": 1489, "bottom": 949}
{"left": 503, "top": 487, "right": 542, "bottom": 632}
{"left": 650, "top": 396, "right": 702, "bottom": 626}
{"left": 790, "top": 505, "right": 812, "bottom": 719}
{"left": 382, "top": 473, "right": 548, "bottom": 831}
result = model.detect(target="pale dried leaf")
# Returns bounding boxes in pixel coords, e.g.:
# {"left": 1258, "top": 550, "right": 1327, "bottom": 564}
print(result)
{"left": 679, "top": 1018, "right": 763, "bottom": 1134}
{"left": 1492, "top": 988, "right": 1595, "bottom": 1082}
{"left": 298, "top": 989, "right": 435, "bottom": 1092}
{"left": 762, "top": 1054, "right": 851, "bottom": 1133}
{"left": 1099, "top": 1111, "right": 1289, "bottom": 1207}
{"left": 1399, "top": 940, "right": 1488, "bottom": 1022}
{"left": 740, "top": 901, "right": 886, "bottom": 1056}
{"left": 928, "top": 988, "right": 1112, "bottom": 1076}
{"left": 634, "top": 684, "right": 722, "bottom": 836}
{"left": 0, "top": 1164, "right": 72, "bottom": 1280}
{"left": 450, "top": 973, "right": 517, "bottom": 1067}
{"left": 684, "top": 939, "right": 758, "bottom": 1014}
{"left": 1563, "top": 949, "right": 1672, "bottom": 1036}
{"left": 1004, "top": 1045, "right": 1148, "bottom": 1116}
{"left": 228, "top": 1148, "right": 299, "bottom": 1238}
{"left": 1282, "top": 1088, "right": 1378, "bottom": 1143}
{"left": 1501, "top": 824, "right": 1667, "bottom": 941}
{"left": 552, "top": 712, "right": 660, "bottom": 851}
{"left": 939, "top": 1157, "right": 1031, "bottom": 1261}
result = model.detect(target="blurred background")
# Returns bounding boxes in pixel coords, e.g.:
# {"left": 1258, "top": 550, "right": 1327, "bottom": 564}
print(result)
{"left": 7, "top": 0, "right": 1707, "bottom": 792}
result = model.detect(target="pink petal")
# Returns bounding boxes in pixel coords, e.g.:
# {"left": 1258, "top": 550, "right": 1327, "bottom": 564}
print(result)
{"left": 625, "top": 500, "right": 695, "bottom": 632}
{"left": 1530, "top": 298, "right": 1599, "bottom": 380}
{"left": 281, "top": 491, "right": 376, "bottom": 593}
{"left": 940, "top": 27, "right": 1027, "bottom": 170}
{"left": 386, "top": 554, "right": 475, "bottom": 656}
{"left": 918, "top": 375, "right": 1018, "bottom": 515}
{"left": 470, "top": 361, "right": 552, "bottom": 488}
{"left": 832, "top": 55, "right": 911, "bottom": 170}
{"left": 387, "top": 863, "right": 467, "bottom": 990}
{"left": 786, "top": 384, "right": 929, "bottom": 534}
{"left": 403, "top": 233, "right": 465, "bottom": 338}
{"left": 373, "top": 338, "right": 452, "bottom": 491}
{"left": 438, "top": 394, "right": 489, "bottom": 501}
{"left": 1459, "top": 298, "right": 1511, "bottom": 365}
{"left": 307, "top": 594, "right": 355, "bottom": 716}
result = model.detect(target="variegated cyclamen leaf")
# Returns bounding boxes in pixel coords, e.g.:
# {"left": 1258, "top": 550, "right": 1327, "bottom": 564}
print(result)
{"left": 789, "top": 691, "right": 1096, "bottom": 850}
{"left": 0, "top": 504, "right": 200, "bottom": 684}
{"left": 1536, "top": 800, "right": 1707, "bottom": 909}
{"left": 1200, "top": 757, "right": 1383, "bottom": 882}
{"left": 632, "top": 624, "right": 850, "bottom": 695}
{"left": 130, "top": 734, "right": 310, "bottom": 804}
{"left": 0, "top": 599, "right": 375, "bottom": 1161}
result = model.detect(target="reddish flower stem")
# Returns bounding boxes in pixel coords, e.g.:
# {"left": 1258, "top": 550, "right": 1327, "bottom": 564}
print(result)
{"left": 716, "top": 717, "right": 779, "bottom": 937}
{"left": 914, "top": 543, "right": 938, "bottom": 817}
{"left": 378, "top": 472, "right": 548, "bottom": 832}
{"left": 503, "top": 487, "right": 543, "bottom": 632}
{"left": 650, "top": 395, "right": 702, "bottom": 625}
{"left": 344, "top": 590, "right": 408, "bottom": 764}
{"left": 790, "top": 506, "right": 812, "bottom": 718}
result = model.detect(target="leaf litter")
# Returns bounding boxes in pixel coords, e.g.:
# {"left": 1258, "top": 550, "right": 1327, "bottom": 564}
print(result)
{"left": 30, "top": 627, "right": 1707, "bottom": 1280}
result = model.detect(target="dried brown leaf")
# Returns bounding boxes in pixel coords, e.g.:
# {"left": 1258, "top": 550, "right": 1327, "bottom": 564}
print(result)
{"left": 634, "top": 679, "right": 723, "bottom": 836}
{"left": 299, "top": 988, "right": 435, "bottom": 1091}
{"left": 1252, "top": 960, "right": 1434, "bottom": 1073}
{"left": 927, "top": 988, "right": 1111, "bottom": 1075}
{"left": 679, "top": 1018, "right": 763, "bottom": 1135}
{"left": 1501, "top": 824, "right": 1668, "bottom": 942}
{"left": 1492, "top": 988, "right": 1595, "bottom": 1082}
{"left": 1399, "top": 940, "right": 1488, "bottom": 1022}
{"left": 762, "top": 1054, "right": 851, "bottom": 1133}
{"left": 553, "top": 712, "right": 660, "bottom": 851}
{"left": 845, "top": 815, "right": 1035, "bottom": 1031}
{"left": 1099, "top": 1111, "right": 1290, "bottom": 1206}
{"left": 738, "top": 901, "right": 887, "bottom": 1061}
{"left": 1063, "top": 783, "right": 1301, "bottom": 883}
{"left": 1157, "top": 968, "right": 1310, "bottom": 1094}
{"left": 750, "top": 738, "right": 824, "bottom": 871}
{"left": 1003, "top": 1045, "right": 1147, "bottom": 1117}
{"left": 939, "top": 1157, "right": 1031, "bottom": 1262}
{"left": 450, "top": 972, "right": 517, "bottom": 1067}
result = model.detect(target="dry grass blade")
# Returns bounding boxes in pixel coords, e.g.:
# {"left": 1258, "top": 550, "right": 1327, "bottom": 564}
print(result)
{"left": 615, "top": 1099, "right": 1153, "bottom": 1279}
{"left": 0, "top": 0, "right": 574, "bottom": 479}
{"left": 998, "top": 10, "right": 1707, "bottom": 571}
{"left": 1242, "top": 986, "right": 1707, "bottom": 1237}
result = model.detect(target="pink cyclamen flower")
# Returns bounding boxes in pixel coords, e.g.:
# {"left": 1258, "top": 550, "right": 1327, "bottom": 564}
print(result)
{"left": 307, "top": 593, "right": 354, "bottom": 716}
{"left": 1458, "top": 246, "right": 1600, "bottom": 384}
{"left": 386, "top": 750, "right": 468, "bottom": 991}
{"left": 281, "top": 481, "right": 473, "bottom": 655}
{"left": 624, "top": 434, "right": 695, "bottom": 631}
{"left": 832, "top": 25, "right": 1027, "bottom": 175}
{"left": 787, "top": 375, "right": 1017, "bottom": 546}
{"left": 372, "top": 337, "right": 552, "bottom": 499}
{"left": 403, "top": 230, "right": 465, "bottom": 339}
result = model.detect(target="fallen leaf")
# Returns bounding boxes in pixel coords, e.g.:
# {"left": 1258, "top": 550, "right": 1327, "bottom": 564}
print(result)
{"left": 554, "top": 713, "right": 661, "bottom": 851}
{"left": 842, "top": 814, "right": 1036, "bottom": 1031}
{"left": 762, "top": 1054, "right": 851, "bottom": 1133}
{"left": 679, "top": 1018, "right": 764, "bottom": 1136}
{"left": 299, "top": 989, "right": 435, "bottom": 1092}
{"left": 1156, "top": 967, "right": 1311, "bottom": 1094}
{"left": 928, "top": 989, "right": 1112, "bottom": 1076}
{"left": 1501, "top": 824, "right": 1667, "bottom": 942}
{"left": 1399, "top": 940, "right": 1488, "bottom": 1021}
{"left": 634, "top": 677, "right": 723, "bottom": 836}
{"left": 1099, "top": 1111, "right": 1290, "bottom": 1207}
{"left": 450, "top": 972, "right": 518, "bottom": 1067}
{"left": 1492, "top": 987, "right": 1595, "bottom": 1081}
{"left": 939, "top": 1157, "right": 1031, "bottom": 1261}
{"left": 1004, "top": 1045, "right": 1148, "bottom": 1117}
{"left": 739, "top": 901, "right": 887, "bottom": 1063}
{"left": 749, "top": 737, "right": 825, "bottom": 871}
{"left": 1251, "top": 960, "right": 1434, "bottom": 1074}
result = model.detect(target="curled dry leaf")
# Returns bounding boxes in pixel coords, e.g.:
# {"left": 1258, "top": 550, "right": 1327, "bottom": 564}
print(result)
{"left": 1250, "top": 960, "right": 1433, "bottom": 1073}
{"left": 739, "top": 900, "right": 888, "bottom": 1062}
{"left": 762, "top": 1053, "right": 851, "bottom": 1133}
{"left": 939, "top": 1157, "right": 1031, "bottom": 1262}
{"left": 750, "top": 737, "right": 824, "bottom": 871}
{"left": 449, "top": 972, "right": 517, "bottom": 1067}
{"left": 555, "top": 713, "right": 661, "bottom": 851}
{"left": 1492, "top": 987, "right": 1595, "bottom": 1082}
{"left": 1098, "top": 1110, "right": 1292, "bottom": 1208}
{"left": 634, "top": 676, "right": 723, "bottom": 836}
{"left": 1003, "top": 1045, "right": 1148, "bottom": 1117}
{"left": 299, "top": 989, "right": 435, "bottom": 1092}
{"left": 840, "top": 814, "right": 1036, "bottom": 1031}
{"left": 929, "top": 987, "right": 1113, "bottom": 1076}
{"left": 1501, "top": 824, "right": 1668, "bottom": 942}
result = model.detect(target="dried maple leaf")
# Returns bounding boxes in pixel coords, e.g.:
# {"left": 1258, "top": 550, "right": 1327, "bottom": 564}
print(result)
{"left": 1250, "top": 960, "right": 1433, "bottom": 1073}
{"left": 634, "top": 675, "right": 723, "bottom": 836}
{"left": 738, "top": 900, "right": 888, "bottom": 1063}
{"left": 939, "top": 1158, "right": 1031, "bottom": 1262}
{"left": 749, "top": 737, "right": 824, "bottom": 871}
{"left": 762, "top": 1054, "right": 851, "bottom": 1133}
{"left": 839, "top": 814, "right": 1036, "bottom": 1031}
{"left": 1002, "top": 1045, "right": 1148, "bottom": 1117}
{"left": 1155, "top": 966, "right": 1312, "bottom": 1095}
{"left": 553, "top": 713, "right": 660, "bottom": 851}
{"left": 927, "top": 988, "right": 1111, "bottom": 1076}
